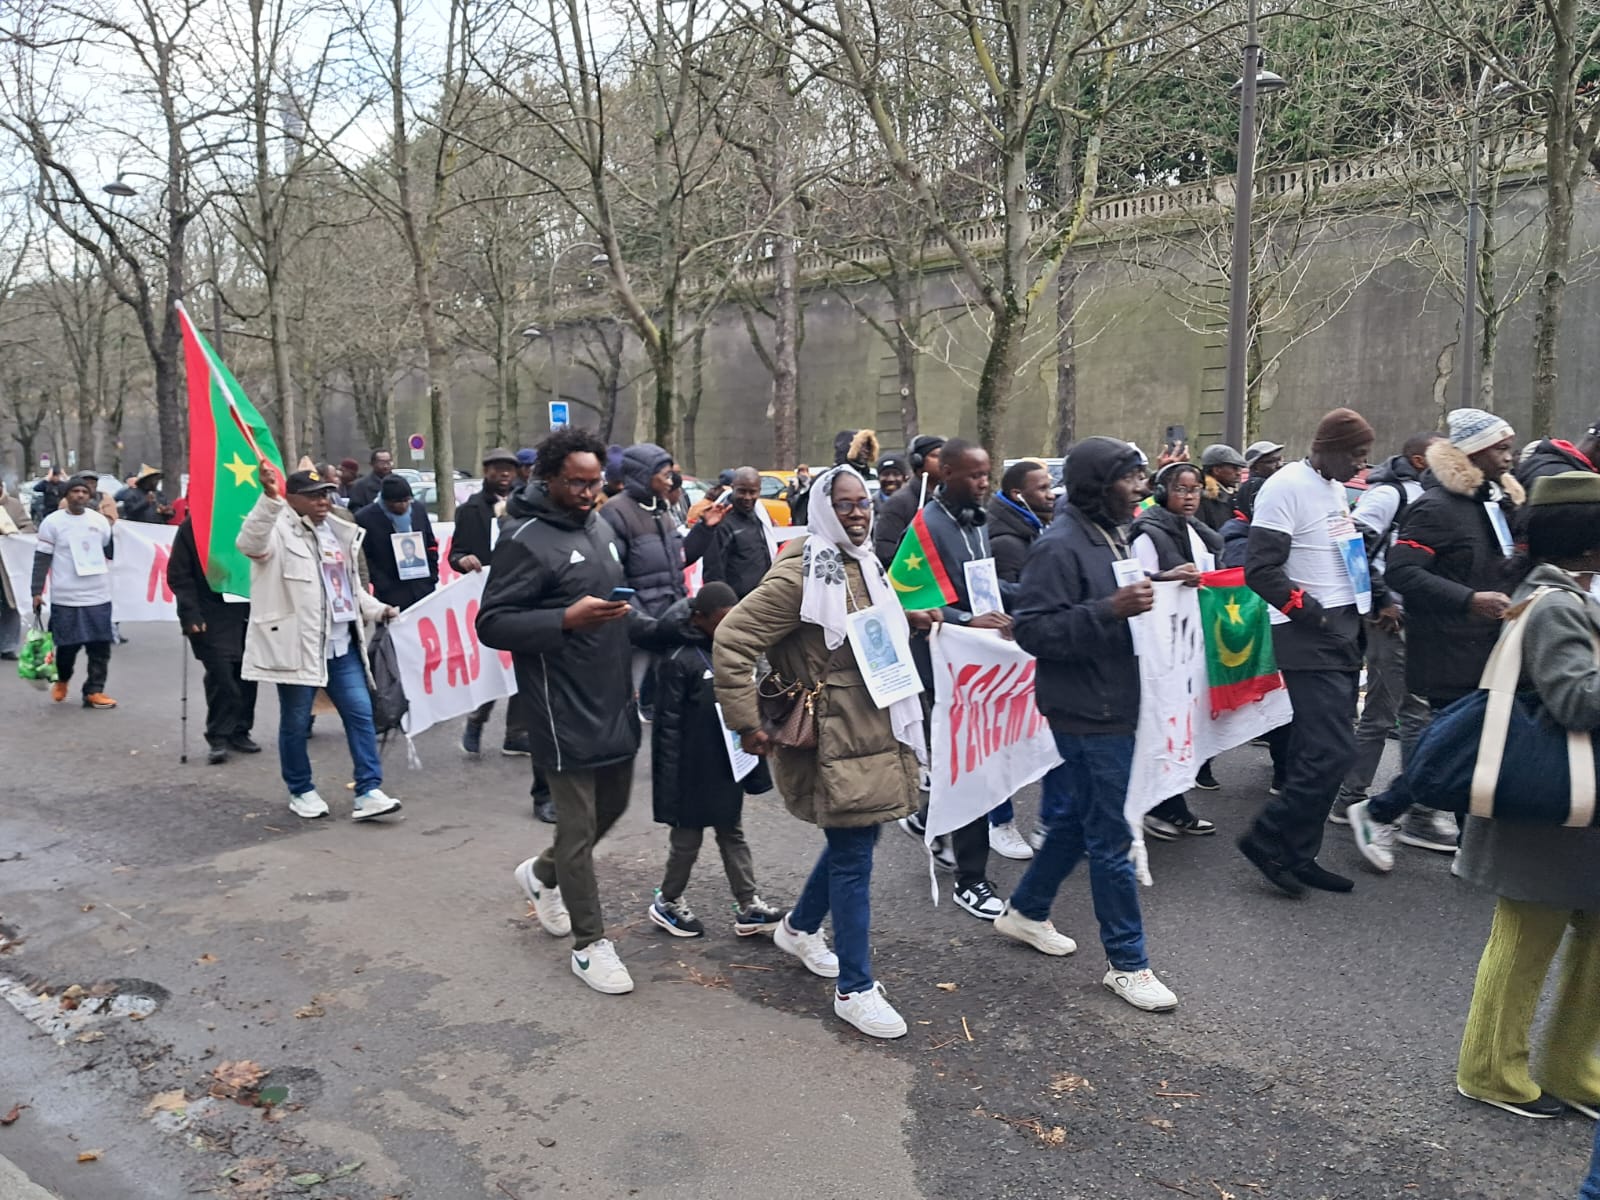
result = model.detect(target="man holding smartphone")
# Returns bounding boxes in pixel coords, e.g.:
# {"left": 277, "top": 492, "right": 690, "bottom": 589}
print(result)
{"left": 478, "top": 427, "right": 673, "bottom": 998}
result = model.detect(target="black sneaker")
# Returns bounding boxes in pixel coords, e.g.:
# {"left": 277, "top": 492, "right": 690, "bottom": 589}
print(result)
{"left": 733, "top": 896, "right": 784, "bottom": 936}
{"left": 461, "top": 720, "right": 484, "bottom": 755}
{"left": 1194, "top": 764, "right": 1220, "bottom": 790}
{"left": 648, "top": 894, "right": 705, "bottom": 938}
{"left": 1237, "top": 833, "right": 1306, "bottom": 897}
{"left": 206, "top": 746, "right": 229, "bottom": 765}
{"left": 1269, "top": 776, "right": 1286, "bottom": 797}
{"left": 533, "top": 797, "right": 558, "bottom": 824}
{"left": 501, "top": 735, "right": 532, "bottom": 757}
{"left": 1169, "top": 813, "right": 1216, "bottom": 836}
{"left": 1291, "top": 861, "right": 1354, "bottom": 893}
{"left": 1457, "top": 1086, "right": 1567, "bottom": 1119}
{"left": 897, "top": 812, "right": 927, "bottom": 840}
{"left": 228, "top": 734, "right": 262, "bottom": 754}
{"left": 931, "top": 836, "right": 958, "bottom": 873}
{"left": 953, "top": 880, "right": 1004, "bottom": 920}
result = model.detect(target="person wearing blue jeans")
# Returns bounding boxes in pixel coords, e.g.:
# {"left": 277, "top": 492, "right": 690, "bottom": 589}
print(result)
{"left": 238, "top": 463, "right": 403, "bottom": 823}
{"left": 1581, "top": 1125, "right": 1600, "bottom": 1200}
{"left": 996, "top": 436, "right": 1180, "bottom": 1012}
{"left": 276, "top": 648, "right": 383, "bottom": 797}
{"left": 786, "top": 826, "right": 878, "bottom": 995}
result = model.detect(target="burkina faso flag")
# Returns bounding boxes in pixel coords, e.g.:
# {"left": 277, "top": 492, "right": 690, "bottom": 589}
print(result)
{"left": 887, "top": 508, "right": 958, "bottom": 610}
{"left": 178, "top": 300, "right": 284, "bottom": 597}
{"left": 1198, "top": 567, "right": 1285, "bottom": 717}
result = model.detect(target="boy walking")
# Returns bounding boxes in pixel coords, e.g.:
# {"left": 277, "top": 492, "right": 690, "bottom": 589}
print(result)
{"left": 647, "top": 583, "right": 783, "bottom": 938}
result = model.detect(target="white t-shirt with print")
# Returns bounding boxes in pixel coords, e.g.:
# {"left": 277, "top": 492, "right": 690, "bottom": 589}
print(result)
{"left": 36, "top": 509, "right": 114, "bottom": 607}
{"left": 1251, "top": 460, "right": 1359, "bottom": 623}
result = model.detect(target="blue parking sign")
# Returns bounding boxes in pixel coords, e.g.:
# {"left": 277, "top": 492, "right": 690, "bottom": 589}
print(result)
{"left": 549, "top": 401, "right": 570, "bottom": 429}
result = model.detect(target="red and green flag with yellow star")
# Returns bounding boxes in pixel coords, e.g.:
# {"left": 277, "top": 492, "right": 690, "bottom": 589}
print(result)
{"left": 1198, "top": 567, "right": 1285, "bottom": 716}
{"left": 887, "top": 507, "right": 958, "bottom": 610}
{"left": 178, "top": 300, "right": 283, "bottom": 597}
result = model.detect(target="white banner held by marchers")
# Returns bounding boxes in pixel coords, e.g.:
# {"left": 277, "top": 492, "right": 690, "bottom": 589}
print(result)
{"left": 927, "top": 624, "right": 1062, "bottom": 842}
{"left": 388, "top": 565, "right": 518, "bottom": 740}
{"left": 1124, "top": 581, "right": 1293, "bottom": 883}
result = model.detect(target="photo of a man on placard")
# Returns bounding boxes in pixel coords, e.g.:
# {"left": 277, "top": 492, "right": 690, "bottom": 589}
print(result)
{"left": 394, "top": 534, "right": 430, "bottom": 581}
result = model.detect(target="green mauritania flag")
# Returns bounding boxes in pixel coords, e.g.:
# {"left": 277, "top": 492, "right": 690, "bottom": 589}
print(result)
{"left": 1198, "top": 567, "right": 1285, "bottom": 717}
{"left": 887, "top": 507, "right": 959, "bottom": 610}
{"left": 178, "top": 301, "right": 284, "bottom": 597}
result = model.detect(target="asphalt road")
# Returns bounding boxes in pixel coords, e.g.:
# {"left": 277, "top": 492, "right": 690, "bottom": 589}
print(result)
{"left": 0, "top": 624, "right": 1593, "bottom": 1199}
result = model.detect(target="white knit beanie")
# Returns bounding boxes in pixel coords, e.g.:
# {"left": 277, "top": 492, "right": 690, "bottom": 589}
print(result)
{"left": 1446, "top": 408, "right": 1514, "bottom": 456}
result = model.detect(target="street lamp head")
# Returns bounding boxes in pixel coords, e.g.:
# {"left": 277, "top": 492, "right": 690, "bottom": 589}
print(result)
{"left": 521, "top": 325, "right": 543, "bottom": 339}
{"left": 590, "top": 253, "right": 610, "bottom": 266}
{"left": 1231, "top": 69, "right": 1288, "bottom": 97}
{"left": 101, "top": 175, "right": 138, "bottom": 198}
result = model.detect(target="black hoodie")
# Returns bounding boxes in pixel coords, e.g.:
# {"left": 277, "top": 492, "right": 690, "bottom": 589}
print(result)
{"left": 1515, "top": 439, "right": 1597, "bottom": 491}
{"left": 477, "top": 482, "right": 663, "bottom": 772}
{"left": 650, "top": 599, "right": 745, "bottom": 829}
{"left": 1014, "top": 437, "right": 1144, "bottom": 735}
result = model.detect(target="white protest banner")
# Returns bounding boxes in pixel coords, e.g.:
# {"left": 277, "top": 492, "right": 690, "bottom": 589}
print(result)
{"left": 0, "top": 523, "right": 180, "bottom": 623}
{"left": 1124, "top": 581, "right": 1293, "bottom": 881}
{"left": 927, "top": 624, "right": 1061, "bottom": 842}
{"left": 388, "top": 566, "right": 518, "bottom": 738}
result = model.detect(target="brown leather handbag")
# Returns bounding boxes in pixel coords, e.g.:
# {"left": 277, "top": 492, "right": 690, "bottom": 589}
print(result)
{"left": 757, "top": 671, "right": 822, "bottom": 749}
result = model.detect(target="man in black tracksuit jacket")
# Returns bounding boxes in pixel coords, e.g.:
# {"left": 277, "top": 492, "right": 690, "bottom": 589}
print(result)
{"left": 902, "top": 438, "right": 1017, "bottom": 919}
{"left": 1239, "top": 408, "right": 1380, "bottom": 898}
{"left": 1001, "top": 436, "right": 1180, "bottom": 1012}
{"left": 478, "top": 429, "right": 673, "bottom": 995}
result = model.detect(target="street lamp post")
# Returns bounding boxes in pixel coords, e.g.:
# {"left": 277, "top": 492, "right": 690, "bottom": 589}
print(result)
{"left": 1221, "top": 0, "right": 1287, "bottom": 450}
{"left": 1459, "top": 65, "right": 1498, "bottom": 410}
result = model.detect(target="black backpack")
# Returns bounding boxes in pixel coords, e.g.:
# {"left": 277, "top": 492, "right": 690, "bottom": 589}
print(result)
{"left": 367, "top": 624, "right": 409, "bottom": 736}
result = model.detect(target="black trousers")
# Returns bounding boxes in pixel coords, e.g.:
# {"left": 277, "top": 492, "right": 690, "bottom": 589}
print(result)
{"left": 1246, "top": 669, "right": 1359, "bottom": 868}
{"left": 55, "top": 641, "right": 111, "bottom": 696}
{"left": 915, "top": 800, "right": 991, "bottom": 889}
{"left": 189, "top": 637, "right": 257, "bottom": 747}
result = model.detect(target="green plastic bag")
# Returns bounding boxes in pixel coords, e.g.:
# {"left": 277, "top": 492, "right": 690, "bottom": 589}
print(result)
{"left": 18, "top": 621, "right": 56, "bottom": 684}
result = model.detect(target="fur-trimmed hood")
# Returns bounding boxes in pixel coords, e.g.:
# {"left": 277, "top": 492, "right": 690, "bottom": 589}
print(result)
{"left": 1202, "top": 473, "right": 1233, "bottom": 501}
{"left": 1425, "top": 439, "right": 1526, "bottom": 505}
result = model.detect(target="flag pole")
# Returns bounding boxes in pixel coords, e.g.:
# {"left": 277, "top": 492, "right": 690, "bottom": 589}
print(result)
{"left": 179, "top": 625, "right": 189, "bottom": 764}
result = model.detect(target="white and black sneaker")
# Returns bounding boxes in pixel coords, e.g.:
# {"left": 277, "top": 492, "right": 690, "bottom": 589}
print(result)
{"left": 1456, "top": 1086, "right": 1566, "bottom": 1119}
{"left": 648, "top": 893, "right": 705, "bottom": 938}
{"left": 953, "top": 880, "right": 1004, "bottom": 921}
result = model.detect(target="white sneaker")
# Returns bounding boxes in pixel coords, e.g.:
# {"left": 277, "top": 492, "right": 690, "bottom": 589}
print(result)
{"left": 289, "top": 790, "right": 329, "bottom": 820}
{"left": 988, "top": 821, "right": 1035, "bottom": 860}
{"left": 514, "top": 857, "right": 572, "bottom": 937}
{"left": 833, "top": 982, "right": 907, "bottom": 1039}
{"left": 774, "top": 915, "right": 839, "bottom": 978}
{"left": 571, "top": 938, "right": 633, "bottom": 994}
{"left": 1348, "top": 799, "right": 1399, "bottom": 873}
{"left": 1399, "top": 808, "right": 1459, "bottom": 854}
{"left": 1103, "top": 966, "right": 1178, "bottom": 1012}
{"left": 1027, "top": 827, "right": 1047, "bottom": 851}
{"left": 351, "top": 787, "right": 402, "bottom": 821}
{"left": 994, "top": 903, "right": 1077, "bottom": 956}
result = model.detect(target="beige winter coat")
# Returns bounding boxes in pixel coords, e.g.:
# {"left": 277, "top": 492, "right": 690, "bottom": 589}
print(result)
{"left": 237, "top": 494, "right": 388, "bottom": 687}
{"left": 713, "top": 538, "right": 920, "bottom": 829}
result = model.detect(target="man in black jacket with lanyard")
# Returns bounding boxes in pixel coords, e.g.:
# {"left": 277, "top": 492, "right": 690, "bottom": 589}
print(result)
{"left": 479, "top": 427, "right": 672, "bottom": 998}
{"left": 1239, "top": 408, "right": 1383, "bottom": 898}
{"left": 895, "top": 438, "right": 1023, "bottom": 914}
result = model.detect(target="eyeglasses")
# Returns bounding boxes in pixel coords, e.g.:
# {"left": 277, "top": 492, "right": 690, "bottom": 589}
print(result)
{"left": 831, "top": 498, "right": 873, "bottom": 515}
{"left": 1170, "top": 485, "right": 1202, "bottom": 497}
{"left": 557, "top": 476, "right": 602, "bottom": 494}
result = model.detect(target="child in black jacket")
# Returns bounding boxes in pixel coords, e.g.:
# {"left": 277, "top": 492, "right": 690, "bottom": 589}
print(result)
{"left": 647, "top": 583, "right": 784, "bottom": 939}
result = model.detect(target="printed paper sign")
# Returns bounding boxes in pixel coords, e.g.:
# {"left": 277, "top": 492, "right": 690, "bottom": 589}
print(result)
{"left": 845, "top": 605, "right": 922, "bottom": 709}
{"left": 715, "top": 701, "right": 759, "bottom": 782}
{"left": 392, "top": 532, "right": 431, "bottom": 580}
{"left": 963, "top": 557, "right": 1002, "bottom": 616}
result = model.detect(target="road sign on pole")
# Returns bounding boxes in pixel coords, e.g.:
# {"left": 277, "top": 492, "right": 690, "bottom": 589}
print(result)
{"left": 408, "top": 433, "right": 426, "bottom": 462}
{"left": 548, "top": 401, "right": 570, "bottom": 430}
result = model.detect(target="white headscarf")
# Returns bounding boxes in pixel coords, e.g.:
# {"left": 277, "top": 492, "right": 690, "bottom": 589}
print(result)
{"left": 798, "top": 465, "right": 927, "bottom": 763}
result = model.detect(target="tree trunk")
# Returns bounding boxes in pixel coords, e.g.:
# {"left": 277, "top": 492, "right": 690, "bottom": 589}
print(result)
{"left": 770, "top": 224, "right": 800, "bottom": 469}
{"left": 975, "top": 306, "right": 1025, "bottom": 452}
{"left": 680, "top": 327, "right": 704, "bottom": 471}
{"left": 1053, "top": 261, "right": 1077, "bottom": 456}
{"left": 418, "top": 300, "right": 456, "bottom": 520}
{"left": 1531, "top": 0, "right": 1578, "bottom": 438}
{"left": 651, "top": 309, "right": 675, "bottom": 450}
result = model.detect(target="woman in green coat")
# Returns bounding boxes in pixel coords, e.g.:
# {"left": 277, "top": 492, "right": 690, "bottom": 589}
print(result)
{"left": 714, "top": 466, "right": 924, "bottom": 1040}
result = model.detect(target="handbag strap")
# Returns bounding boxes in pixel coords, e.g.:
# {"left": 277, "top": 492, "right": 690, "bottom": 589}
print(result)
{"left": 1565, "top": 621, "right": 1600, "bottom": 827}
{"left": 1469, "top": 588, "right": 1552, "bottom": 818}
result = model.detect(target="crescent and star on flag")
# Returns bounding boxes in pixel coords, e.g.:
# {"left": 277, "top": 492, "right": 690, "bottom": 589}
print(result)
{"left": 1214, "top": 595, "right": 1253, "bottom": 669}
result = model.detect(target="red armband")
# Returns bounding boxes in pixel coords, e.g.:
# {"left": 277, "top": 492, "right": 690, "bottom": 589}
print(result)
{"left": 1393, "top": 539, "right": 1435, "bottom": 555}
{"left": 1279, "top": 589, "right": 1305, "bottom": 615}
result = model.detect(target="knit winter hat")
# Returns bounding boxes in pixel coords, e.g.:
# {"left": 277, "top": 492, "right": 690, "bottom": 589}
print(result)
{"left": 1446, "top": 408, "right": 1515, "bottom": 456}
{"left": 1311, "top": 408, "right": 1376, "bottom": 454}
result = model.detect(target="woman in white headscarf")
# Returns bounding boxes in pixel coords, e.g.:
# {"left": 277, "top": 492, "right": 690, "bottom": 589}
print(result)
{"left": 715, "top": 465, "right": 925, "bottom": 1040}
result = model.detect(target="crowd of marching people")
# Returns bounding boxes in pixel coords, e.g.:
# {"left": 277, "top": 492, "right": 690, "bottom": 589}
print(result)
{"left": 13, "top": 403, "right": 1600, "bottom": 1191}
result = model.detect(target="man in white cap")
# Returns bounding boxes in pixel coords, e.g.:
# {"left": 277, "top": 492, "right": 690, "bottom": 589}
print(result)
{"left": 1348, "top": 408, "right": 1522, "bottom": 871}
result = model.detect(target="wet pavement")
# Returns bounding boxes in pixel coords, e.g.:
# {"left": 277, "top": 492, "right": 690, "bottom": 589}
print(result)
{"left": 0, "top": 624, "right": 1592, "bottom": 1198}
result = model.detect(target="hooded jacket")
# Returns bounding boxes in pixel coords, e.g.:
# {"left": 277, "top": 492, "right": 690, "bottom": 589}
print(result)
{"left": 1196, "top": 472, "right": 1237, "bottom": 533}
{"left": 1385, "top": 439, "right": 1525, "bottom": 701}
{"left": 650, "top": 599, "right": 745, "bottom": 829}
{"left": 598, "top": 443, "right": 686, "bottom": 617}
{"left": 477, "top": 481, "right": 662, "bottom": 772}
{"left": 1514, "top": 439, "right": 1596, "bottom": 492}
{"left": 985, "top": 494, "right": 1044, "bottom": 583}
{"left": 355, "top": 499, "right": 438, "bottom": 610}
{"left": 1131, "top": 503, "right": 1223, "bottom": 571}
{"left": 1014, "top": 438, "right": 1142, "bottom": 735}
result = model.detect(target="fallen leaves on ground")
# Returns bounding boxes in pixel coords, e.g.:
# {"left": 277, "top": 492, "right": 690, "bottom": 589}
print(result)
{"left": 1049, "top": 1073, "right": 1093, "bottom": 1095}
{"left": 293, "top": 1002, "right": 325, "bottom": 1020}
{"left": 973, "top": 1105, "right": 1067, "bottom": 1147}
{"left": 143, "top": 1090, "right": 188, "bottom": 1116}
{"left": 75, "top": 1031, "right": 104, "bottom": 1044}
{"left": 80, "top": 904, "right": 94, "bottom": 912}
{"left": 1, "top": 1103, "right": 27, "bottom": 1125}
{"left": 196, "top": 952, "right": 217, "bottom": 965}
{"left": 1146, "top": 1117, "right": 1176, "bottom": 1132}
{"left": 289, "top": 1172, "right": 324, "bottom": 1188}
{"left": 211, "top": 1060, "right": 269, "bottom": 1095}
{"left": 934, "top": 982, "right": 958, "bottom": 992}
{"left": 76, "top": 1150, "right": 102, "bottom": 1163}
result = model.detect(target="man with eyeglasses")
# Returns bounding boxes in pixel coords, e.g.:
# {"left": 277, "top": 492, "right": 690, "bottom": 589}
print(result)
{"left": 479, "top": 427, "right": 674, "bottom": 997}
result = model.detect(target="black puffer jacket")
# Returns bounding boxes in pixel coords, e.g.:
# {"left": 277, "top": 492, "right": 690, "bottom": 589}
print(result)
{"left": 477, "top": 482, "right": 657, "bottom": 772}
{"left": 1386, "top": 439, "right": 1524, "bottom": 701}
{"left": 985, "top": 494, "right": 1044, "bottom": 583}
{"left": 1131, "top": 503, "right": 1222, "bottom": 571}
{"left": 651, "top": 600, "right": 744, "bottom": 829}
{"left": 1014, "top": 437, "right": 1144, "bottom": 735}
{"left": 1515, "top": 439, "right": 1596, "bottom": 491}
{"left": 598, "top": 443, "right": 685, "bottom": 617}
